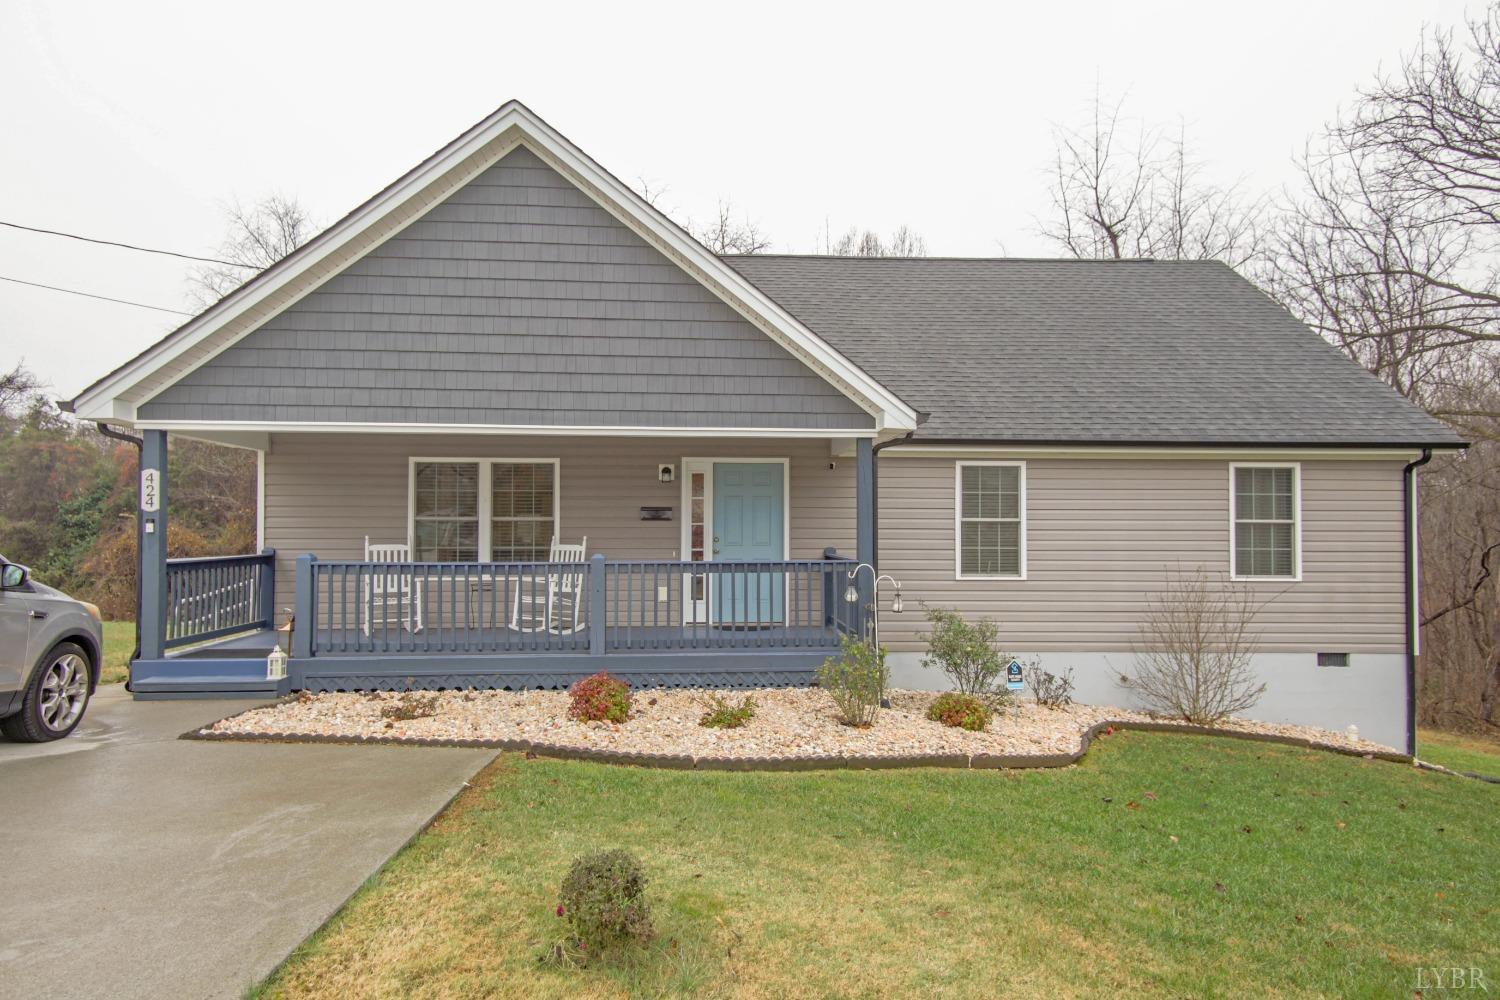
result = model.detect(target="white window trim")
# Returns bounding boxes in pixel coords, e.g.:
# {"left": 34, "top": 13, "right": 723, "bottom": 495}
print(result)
{"left": 406, "top": 457, "right": 561, "bottom": 561}
{"left": 1228, "top": 461, "right": 1302, "bottom": 582}
{"left": 954, "top": 461, "right": 1027, "bottom": 580}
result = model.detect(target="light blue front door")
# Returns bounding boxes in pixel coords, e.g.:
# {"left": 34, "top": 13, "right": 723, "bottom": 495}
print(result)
{"left": 713, "top": 462, "right": 785, "bottom": 624}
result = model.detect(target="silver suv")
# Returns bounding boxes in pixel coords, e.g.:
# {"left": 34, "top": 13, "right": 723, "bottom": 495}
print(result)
{"left": 0, "top": 558, "right": 104, "bottom": 742}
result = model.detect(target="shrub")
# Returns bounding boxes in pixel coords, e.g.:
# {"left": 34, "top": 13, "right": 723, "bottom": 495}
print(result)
{"left": 699, "top": 692, "right": 756, "bottom": 729}
{"left": 378, "top": 692, "right": 439, "bottom": 721}
{"left": 556, "top": 849, "right": 654, "bottom": 957}
{"left": 925, "top": 692, "right": 991, "bottom": 731}
{"left": 1031, "top": 667, "right": 1075, "bottom": 709}
{"left": 817, "top": 635, "right": 888, "bottom": 727}
{"left": 568, "top": 672, "right": 631, "bottom": 723}
{"left": 920, "top": 605, "right": 1016, "bottom": 705}
{"left": 1126, "top": 567, "right": 1268, "bottom": 724}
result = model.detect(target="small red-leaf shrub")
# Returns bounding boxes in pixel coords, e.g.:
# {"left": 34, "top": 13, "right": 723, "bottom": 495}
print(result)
{"left": 568, "top": 672, "right": 631, "bottom": 723}
{"left": 926, "top": 692, "right": 992, "bottom": 732}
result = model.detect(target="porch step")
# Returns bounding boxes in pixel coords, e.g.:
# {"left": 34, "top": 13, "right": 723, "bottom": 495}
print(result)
{"left": 129, "top": 657, "right": 282, "bottom": 700}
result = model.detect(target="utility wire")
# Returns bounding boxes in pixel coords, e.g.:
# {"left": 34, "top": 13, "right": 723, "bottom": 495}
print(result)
{"left": 0, "top": 219, "right": 259, "bottom": 268}
{"left": 0, "top": 274, "right": 194, "bottom": 315}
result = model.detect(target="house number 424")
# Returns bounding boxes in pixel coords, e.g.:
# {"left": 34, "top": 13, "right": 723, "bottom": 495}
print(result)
{"left": 140, "top": 467, "right": 160, "bottom": 513}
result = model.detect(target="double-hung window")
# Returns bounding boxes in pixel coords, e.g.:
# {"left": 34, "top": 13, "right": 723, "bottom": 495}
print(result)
{"left": 956, "top": 462, "right": 1026, "bottom": 578}
{"left": 1230, "top": 464, "right": 1300, "bottom": 579}
{"left": 410, "top": 459, "right": 558, "bottom": 562}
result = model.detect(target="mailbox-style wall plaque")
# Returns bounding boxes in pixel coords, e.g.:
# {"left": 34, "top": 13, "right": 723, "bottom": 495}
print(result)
{"left": 640, "top": 506, "right": 673, "bottom": 521}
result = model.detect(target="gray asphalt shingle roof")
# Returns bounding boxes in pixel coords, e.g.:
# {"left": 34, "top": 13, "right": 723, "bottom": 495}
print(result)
{"left": 722, "top": 255, "right": 1463, "bottom": 447}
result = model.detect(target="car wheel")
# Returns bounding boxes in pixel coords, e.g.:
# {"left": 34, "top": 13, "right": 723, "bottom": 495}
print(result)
{"left": 0, "top": 642, "right": 92, "bottom": 742}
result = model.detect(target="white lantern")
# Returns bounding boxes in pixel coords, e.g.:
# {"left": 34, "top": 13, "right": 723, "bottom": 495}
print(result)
{"left": 266, "top": 644, "right": 289, "bottom": 681}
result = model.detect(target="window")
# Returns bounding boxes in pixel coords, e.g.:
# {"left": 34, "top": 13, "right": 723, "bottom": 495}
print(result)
{"left": 412, "top": 461, "right": 479, "bottom": 561}
{"left": 956, "top": 462, "right": 1025, "bottom": 578}
{"left": 410, "top": 459, "right": 558, "bottom": 562}
{"left": 1231, "top": 464, "right": 1299, "bottom": 579}
{"left": 490, "top": 462, "right": 555, "bottom": 562}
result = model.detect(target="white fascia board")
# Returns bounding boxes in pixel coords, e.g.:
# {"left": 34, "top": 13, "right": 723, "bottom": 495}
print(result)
{"left": 133, "top": 420, "right": 881, "bottom": 439}
{"left": 72, "top": 102, "right": 915, "bottom": 432}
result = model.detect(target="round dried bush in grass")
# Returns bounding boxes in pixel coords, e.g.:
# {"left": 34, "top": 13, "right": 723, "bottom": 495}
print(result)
{"left": 557, "top": 849, "right": 654, "bottom": 957}
{"left": 567, "top": 671, "right": 631, "bottom": 723}
{"left": 926, "top": 692, "right": 992, "bottom": 732}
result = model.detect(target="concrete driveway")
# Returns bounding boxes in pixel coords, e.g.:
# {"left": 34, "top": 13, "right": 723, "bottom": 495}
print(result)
{"left": 0, "top": 685, "right": 495, "bottom": 1000}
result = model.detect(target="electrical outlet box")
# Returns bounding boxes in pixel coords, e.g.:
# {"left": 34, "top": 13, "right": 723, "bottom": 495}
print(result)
{"left": 657, "top": 585, "right": 668, "bottom": 603}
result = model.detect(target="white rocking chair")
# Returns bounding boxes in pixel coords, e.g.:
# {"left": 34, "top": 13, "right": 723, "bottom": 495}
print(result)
{"left": 362, "top": 536, "right": 424, "bottom": 636}
{"left": 510, "top": 536, "right": 587, "bottom": 635}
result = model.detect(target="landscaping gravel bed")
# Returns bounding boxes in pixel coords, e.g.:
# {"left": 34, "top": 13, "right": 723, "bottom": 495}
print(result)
{"left": 198, "top": 688, "right": 1399, "bottom": 760}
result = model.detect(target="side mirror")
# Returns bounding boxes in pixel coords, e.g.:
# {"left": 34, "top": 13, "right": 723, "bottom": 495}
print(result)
{"left": 1, "top": 563, "right": 29, "bottom": 590}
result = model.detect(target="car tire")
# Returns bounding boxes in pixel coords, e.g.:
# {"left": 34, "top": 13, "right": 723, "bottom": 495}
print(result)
{"left": 0, "top": 642, "right": 93, "bottom": 742}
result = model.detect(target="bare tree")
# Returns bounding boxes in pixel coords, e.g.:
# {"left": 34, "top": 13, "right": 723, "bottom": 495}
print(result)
{"left": 1126, "top": 567, "right": 1270, "bottom": 724}
{"left": 1417, "top": 432, "right": 1500, "bottom": 731}
{"left": 1040, "top": 94, "right": 1267, "bottom": 270}
{"left": 0, "top": 362, "right": 43, "bottom": 423}
{"left": 692, "top": 199, "right": 772, "bottom": 255}
{"left": 1271, "top": 8, "right": 1500, "bottom": 426}
{"left": 189, "top": 194, "right": 316, "bottom": 308}
{"left": 635, "top": 176, "right": 667, "bottom": 208}
{"left": 820, "top": 223, "right": 928, "bottom": 258}
{"left": 1269, "top": 137, "right": 1487, "bottom": 408}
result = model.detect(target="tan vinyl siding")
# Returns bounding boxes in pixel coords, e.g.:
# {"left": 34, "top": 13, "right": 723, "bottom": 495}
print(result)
{"left": 263, "top": 434, "right": 854, "bottom": 609}
{"left": 878, "top": 457, "right": 1405, "bottom": 654}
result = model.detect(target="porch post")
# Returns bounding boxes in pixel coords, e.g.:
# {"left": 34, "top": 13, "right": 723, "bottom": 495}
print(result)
{"left": 257, "top": 548, "right": 277, "bottom": 629}
{"left": 856, "top": 438, "right": 875, "bottom": 567}
{"left": 855, "top": 437, "right": 875, "bottom": 641}
{"left": 589, "top": 554, "right": 607, "bottom": 658}
{"left": 138, "top": 429, "right": 168, "bottom": 661}
{"left": 292, "top": 554, "right": 316, "bottom": 659}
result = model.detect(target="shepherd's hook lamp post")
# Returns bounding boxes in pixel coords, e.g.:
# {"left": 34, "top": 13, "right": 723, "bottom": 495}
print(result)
{"left": 843, "top": 563, "right": 903, "bottom": 648}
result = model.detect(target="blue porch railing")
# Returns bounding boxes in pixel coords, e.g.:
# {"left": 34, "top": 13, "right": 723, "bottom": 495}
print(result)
{"left": 164, "top": 549, "right": 276, "bottom": 649}
{"left": 293, "top": 553, "right": 860, "bottom": 658}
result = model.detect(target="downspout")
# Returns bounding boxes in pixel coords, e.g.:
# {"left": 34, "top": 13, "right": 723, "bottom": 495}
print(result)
{"left": 1402, "top": 448, "right": 1433, "bottom": 758}
{"left": 96, "top": 422, "right": 145, "bottom": 680}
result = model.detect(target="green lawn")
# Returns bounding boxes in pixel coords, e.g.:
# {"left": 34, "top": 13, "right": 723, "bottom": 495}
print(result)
{"left": 1418, "top": 727, "right": 1500, "bottom": 778}
{"left": 100, "top": 620, "right": 133, "bottom": 685}
{"left": 250, "top": 732, "right": 1497, "bottom": 999}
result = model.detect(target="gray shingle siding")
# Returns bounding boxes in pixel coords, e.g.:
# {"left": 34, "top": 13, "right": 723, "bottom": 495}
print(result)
{"left": 138, "top": 147, "right": 873, "bottom": 430}
{"left": 722, "top": 256, "right": 1463, "bottom": 447}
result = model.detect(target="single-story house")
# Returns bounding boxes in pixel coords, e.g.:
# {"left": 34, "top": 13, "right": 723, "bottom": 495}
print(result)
{"left": 65, "top": 101, "right": 1463, "bottom": 751}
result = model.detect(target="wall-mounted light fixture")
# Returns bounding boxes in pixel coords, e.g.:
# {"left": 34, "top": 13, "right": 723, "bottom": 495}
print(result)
{"left": 658, "top": 464, "right": 675, "bottom": 484}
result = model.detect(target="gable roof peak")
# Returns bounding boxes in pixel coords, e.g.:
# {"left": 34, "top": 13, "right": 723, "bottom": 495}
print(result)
{"left": 68, "top": 101, "right": 916, "bottom": 433}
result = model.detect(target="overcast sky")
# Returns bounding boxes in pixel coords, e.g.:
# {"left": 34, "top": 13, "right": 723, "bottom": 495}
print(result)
{"left": 0, "top": 0, "right": 1475, "bottom": 401}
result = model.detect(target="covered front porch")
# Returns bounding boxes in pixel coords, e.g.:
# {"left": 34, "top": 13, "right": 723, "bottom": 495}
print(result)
{"left": 128, "top": 430, "right": 877, "bottom": 698}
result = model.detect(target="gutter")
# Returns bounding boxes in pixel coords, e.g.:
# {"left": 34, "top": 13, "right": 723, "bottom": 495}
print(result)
{"left": 1402, "top": 448, "right": 1433, "bottom": 758}
{"left": 880, "top": 437, "right": 1468, "bottom": 450}
{"left": 95, "top": 422, "right": 145, "bottom": 685}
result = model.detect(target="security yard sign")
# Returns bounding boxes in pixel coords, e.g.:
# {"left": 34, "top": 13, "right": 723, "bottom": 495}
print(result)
{"left": 1006, "top": 659, "right": 1024, "bottom": 691}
